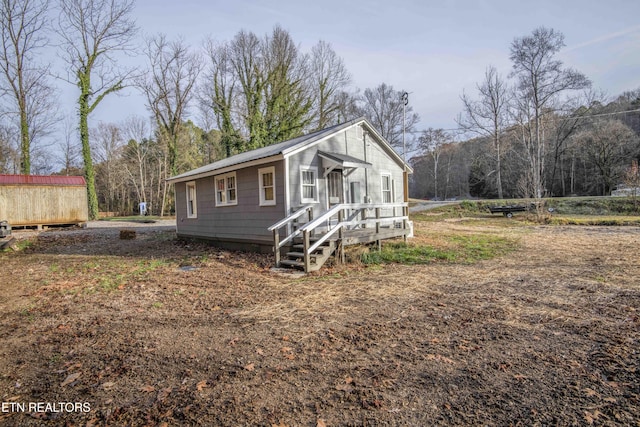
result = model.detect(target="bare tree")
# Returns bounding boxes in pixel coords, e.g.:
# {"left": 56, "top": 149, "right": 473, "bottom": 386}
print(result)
{"left": 56, "top": 114, "right": 81, "bottom": 174}
{"left": 0, "top": 122, "right": 17, "bottom": 172}
{"left": 358, "top": 83, "right": 420, "bottom": 150}
{"left": 417, "top": 128, "right": 452, "bottom": 200}
{"left": 576, "top": 119, "right": 639, "bottom": 195}
{"left": 92, "top": 121, "right": 124, "bottom": 213}
{"left": 138, "top": 34, "right": 201, "bottom": 216}
{"left": 57, "top": 0, "right": 138, "bottom": 219}
{"left": 509, "top": 27, "right": 590, "bottom": 199}
{"left": 200, "top": 31, "right": 264, "bottom": 153}
{"left": 139, "top": 34, "right": 201, "bottom": 177}
{"left": 0, "top": 0, "right": 57, "bottom": 174}
{"left": 121, "top": 115, "right": 149, "bottom": 208}
{"left": 231, "top": 29, "right": 264, "bottom": 148}
{"left": 200, "top": 27, "right": 315, "bottom": 154}
{"left": 458, "top": 66, "right": 511, "bottom": 198}
{"left": 200, "top": 38, "right": 242, "bottom": 157}
{"left": 546, "top": 90, "right": 602, "bottom": 196}
{"left": 622, "top": 160, "right": 640, "bottom": 210}
{"left": 333, "top": 90, "right": 360, "bottom": 124}
{"left": 261, "top": 25, "right": 313, "bottom": 145}
{"left": 120, "top": 117, "right": 166, "bottom": 216}
{"left": 308, "top": 40, "right": 351, "bottom": 130}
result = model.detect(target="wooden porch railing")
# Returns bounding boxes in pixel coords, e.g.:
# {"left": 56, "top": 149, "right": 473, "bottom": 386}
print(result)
{"left": 267, "top": 205, "right": 313, "bottom": 267}
{"left": 269, "top": 202, "right": 409, "bottom": 272}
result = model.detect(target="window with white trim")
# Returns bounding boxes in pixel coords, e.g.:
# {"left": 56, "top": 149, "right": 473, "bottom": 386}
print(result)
{"left": 259, "top": 166, "right": 276, "bottom": 206}
{"left": 215, "top": 172, "right": 237, "bottom": 206}
{"left": 300, "top": 167, "right": 318, "bottom": 203}
{"left": 186, "top": 181, "right": 197, "bottom": 218}
{"left": 381, "top": 174, "right": 392, "bottom": 203}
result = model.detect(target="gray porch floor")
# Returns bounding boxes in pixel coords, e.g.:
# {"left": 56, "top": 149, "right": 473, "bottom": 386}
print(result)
{"left": 337, "top": 226, "right": 408, "bottom": 246}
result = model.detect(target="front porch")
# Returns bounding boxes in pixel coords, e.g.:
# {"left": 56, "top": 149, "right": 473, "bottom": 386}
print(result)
{"left": 268, "top": 203, "right": 410, "bottom": 272}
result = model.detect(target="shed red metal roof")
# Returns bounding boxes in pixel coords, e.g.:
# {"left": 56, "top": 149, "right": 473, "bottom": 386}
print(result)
{"left": 0, "top": 174, "right": 86, "bottom": 186}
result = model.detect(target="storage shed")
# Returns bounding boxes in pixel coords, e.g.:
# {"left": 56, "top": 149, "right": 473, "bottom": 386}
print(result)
{"left": 0, "top": 174, "right": 88, "bottom": 229}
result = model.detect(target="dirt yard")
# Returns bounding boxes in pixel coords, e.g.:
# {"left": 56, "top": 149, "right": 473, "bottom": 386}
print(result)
{"left": 0, "top": 219, "right": 639, "bottom": 426}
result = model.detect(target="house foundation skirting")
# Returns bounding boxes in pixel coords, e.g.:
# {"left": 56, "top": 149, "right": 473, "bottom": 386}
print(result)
{"left": 176, "top": 234, "right": 274, "bottom": 254}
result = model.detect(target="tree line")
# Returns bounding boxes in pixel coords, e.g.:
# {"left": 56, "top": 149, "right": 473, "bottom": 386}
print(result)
{"left": 0, "top": 0, "right": 419, "bottom": 217}
{"left": 411, "top": 27, "right": 640, "bottom": 201}
{"left": 1, "top": 1, "right": 638, "bottom": 218}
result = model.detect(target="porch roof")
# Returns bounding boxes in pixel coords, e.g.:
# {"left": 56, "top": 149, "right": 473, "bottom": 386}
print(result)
{"left": 317, "top": 151, "right": 372, "bottom": 169}
{"left": 318, "top": 151, "right": 372, "bottom": 177}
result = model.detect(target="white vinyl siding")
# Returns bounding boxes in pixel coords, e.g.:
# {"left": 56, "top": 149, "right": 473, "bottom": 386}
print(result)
{"left": 215, "top": 172, "right": 237, "bottom": 207}
{"left": 300, "top": 167, "right": 318, "bottom": 203}
{"left": 259, "top": 166, "right": 276, "bottom": 206}
{"left": 186, "top": 181, "right": 197, "bottom": 218}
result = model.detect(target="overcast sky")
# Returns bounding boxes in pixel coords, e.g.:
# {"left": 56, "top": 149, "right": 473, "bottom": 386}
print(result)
{"left": 61, "top": 0, "right": 640, "bottom": 142}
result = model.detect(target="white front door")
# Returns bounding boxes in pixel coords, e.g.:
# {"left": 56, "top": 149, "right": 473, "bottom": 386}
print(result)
{"left": 326, "top": 171, "right": 344, "bottom": 229}
{"left": 327, "top": 171, "right": 343, "bottom": 207}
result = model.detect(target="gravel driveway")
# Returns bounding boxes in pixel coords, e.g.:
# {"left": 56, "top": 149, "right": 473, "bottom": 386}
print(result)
{"left": 409, "top": 200, "right": 460, "bottom": 213}
{"left": 10, "top": 219, "right": 177, "bottom": 240}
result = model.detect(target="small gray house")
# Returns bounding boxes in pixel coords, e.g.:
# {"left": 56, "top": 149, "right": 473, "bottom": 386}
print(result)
{"left": 167, "top": 117, "right": 412, "bottom": 271}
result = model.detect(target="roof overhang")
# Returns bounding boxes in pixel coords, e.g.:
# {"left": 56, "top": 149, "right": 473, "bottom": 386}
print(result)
{"left": 166, "top": 154, "right": 284, "bottom": 184}
{"left": 318, "top": 150, "right": 372, "bottom": 178}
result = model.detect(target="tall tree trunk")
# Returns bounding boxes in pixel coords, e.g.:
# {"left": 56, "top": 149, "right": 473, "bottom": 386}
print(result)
{"left": 495, "top": 132, "right": 503, "bottom": 199}
{"left": 433, "top": 156, "right": 439, "bottom": 200}
{"left": 534, "top": 111, "right": 543, "bottom": 199}
{"left": 19, "top": 105, "right": 30, "bottom": 174}
{"left": 160, "top": 151, "right": 169, "bottom": 216}
{"left": 79, "top": 79, "right": 99, "bottom": 220}
{"left": 570, "top": 152, "right": 576, "bottom": 195}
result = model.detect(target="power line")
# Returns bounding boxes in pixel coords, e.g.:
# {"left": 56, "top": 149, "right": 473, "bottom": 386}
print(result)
{"left": 408, "top": 107, "right": 640, "bottom": 135}
{"left": 558, "top": 107, "right": 640, "bottom": 120}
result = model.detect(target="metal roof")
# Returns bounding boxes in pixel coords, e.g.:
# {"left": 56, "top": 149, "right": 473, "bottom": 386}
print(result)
{"left": 167, "top": 117, "right": 412, "bottom": 184}
{"left": 167, "top": 118, "right": 374, "bottom": 183}
{"left": 0, "top": 174, "right": 86, "bottom": 186}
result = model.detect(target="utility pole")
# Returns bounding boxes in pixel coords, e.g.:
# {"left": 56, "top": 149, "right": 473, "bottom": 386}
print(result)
{"left": 402, "top": 91, "right": 408, "bottom": 162}
{"left": 401, "top": 91, "right": 409, "bottom": 203}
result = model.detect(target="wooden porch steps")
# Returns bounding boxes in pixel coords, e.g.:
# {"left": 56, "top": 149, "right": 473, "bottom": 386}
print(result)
{"left": 278, "top": 237, "right": 336, "bottom": 272}
{"left": 269, "top": 202, "right": 410, "bottom": 273}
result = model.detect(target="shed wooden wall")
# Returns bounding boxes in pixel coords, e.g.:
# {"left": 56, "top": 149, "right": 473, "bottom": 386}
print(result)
{"left": 0, "top": 184, "right": 88, "bottom": 226}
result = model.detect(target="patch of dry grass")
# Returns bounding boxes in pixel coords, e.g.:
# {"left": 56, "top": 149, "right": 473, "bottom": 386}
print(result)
{"left": 550, "top": 215, "right": 640, "bottom": 226}
{"left": 2, "top": 219, "right": 640, "bottom": 426}
{"left": 232, "top": 223, "right": 639, "bottom": 330}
